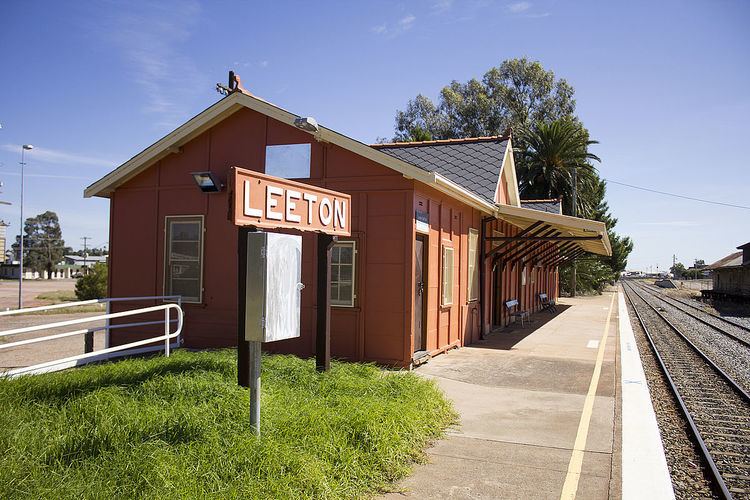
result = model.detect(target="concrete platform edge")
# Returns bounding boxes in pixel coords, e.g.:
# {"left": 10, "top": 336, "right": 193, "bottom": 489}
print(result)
{"left": 618, "top": 289, "right": 675, "bottom": 500}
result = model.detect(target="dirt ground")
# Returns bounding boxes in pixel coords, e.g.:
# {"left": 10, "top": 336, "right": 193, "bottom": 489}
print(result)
{"left": 0, "top": 279, "right": 105, "bottom": 371}
{"left": 0, "top": 313, "right": 105, "bottom": 371}
{"left": 0, "top": 278, "right": 78, "bottom": 310}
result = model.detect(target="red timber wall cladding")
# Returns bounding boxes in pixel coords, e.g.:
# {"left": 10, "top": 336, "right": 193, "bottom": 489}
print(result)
{"left": 109, "top": 107, "right": 414, "bottom": 365}
{"left": 107, "top": 105, "right": 558, "bottom": 367}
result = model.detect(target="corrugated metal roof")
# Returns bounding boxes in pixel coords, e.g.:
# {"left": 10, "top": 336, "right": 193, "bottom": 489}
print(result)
{"left": 707, "top": 251, "right": 743, "bottom": 269}
{"left": 373, "top": 138, "right": 508, "bottom": 204}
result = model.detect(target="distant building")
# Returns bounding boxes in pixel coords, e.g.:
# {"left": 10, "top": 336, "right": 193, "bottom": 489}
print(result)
{"left": 62, "top": 254, "right": 108, "bottom": 268}
{"left": 703, "top": 243, "right": 750, "bottom": 301}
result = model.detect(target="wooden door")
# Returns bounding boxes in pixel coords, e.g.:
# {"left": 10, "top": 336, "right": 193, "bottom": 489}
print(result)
{"left": 414, "top": 236, "right": 427, "bottom": 352}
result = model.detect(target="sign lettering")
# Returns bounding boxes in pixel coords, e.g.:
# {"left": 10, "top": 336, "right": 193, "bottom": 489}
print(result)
{"left": 231, "top": 167, "right": 352, "bottom": 236}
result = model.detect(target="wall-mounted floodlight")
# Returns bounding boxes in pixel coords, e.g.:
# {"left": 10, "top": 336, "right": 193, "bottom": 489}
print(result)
{"left": 191, "top": 171, "right": 223, "bottom": 193}
{"left": 294, "top": 117, "right": 319, "bottom": 133}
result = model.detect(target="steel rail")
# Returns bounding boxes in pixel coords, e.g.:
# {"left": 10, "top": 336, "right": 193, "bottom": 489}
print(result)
{"left": 630, "top": 281, "right": 750, "bottom": 349}
{"left": 624, "top": 281, "right": 750, "bottom": 401}
{"left": 622, "top": 282, "right": 734, "bottom": 499}
{"left": 639, "top": 281, "right": 750, "bottom": 334}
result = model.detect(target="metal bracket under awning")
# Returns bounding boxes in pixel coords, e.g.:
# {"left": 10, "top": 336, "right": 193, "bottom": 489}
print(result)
{"left": 482, "top": 204, "right": 611, "bottom": 271}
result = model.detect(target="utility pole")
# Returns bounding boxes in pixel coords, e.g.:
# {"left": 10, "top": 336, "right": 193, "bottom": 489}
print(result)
{"left": 81, "top": 236, "right": 91, "bottom": 274}
{"left": 570, "top": 166, "right": 577, "bottom": 297}
{"left": 18, "top": 144, "right": 33, "bottom": 309}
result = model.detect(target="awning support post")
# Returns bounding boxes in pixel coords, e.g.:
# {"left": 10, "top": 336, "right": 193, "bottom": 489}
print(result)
{"left": 479, "top": 216, "right": 495, "bottom": 339}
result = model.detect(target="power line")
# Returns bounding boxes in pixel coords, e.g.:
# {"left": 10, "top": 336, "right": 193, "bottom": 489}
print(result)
{"left": 603, "top": 178, "right": 750, "bottom": 210}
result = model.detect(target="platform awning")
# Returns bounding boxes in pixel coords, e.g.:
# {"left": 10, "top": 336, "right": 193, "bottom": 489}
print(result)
{"left": 488, "top": 204, "right": 611, "bottom": 264}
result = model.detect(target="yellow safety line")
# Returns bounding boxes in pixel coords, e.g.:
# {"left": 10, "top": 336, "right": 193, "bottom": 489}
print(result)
{"left": 560, "top": 291, "right": 617, "bottom": 500}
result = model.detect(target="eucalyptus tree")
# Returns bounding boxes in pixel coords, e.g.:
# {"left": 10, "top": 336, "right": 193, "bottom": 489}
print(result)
{"left": 393, "top": 58, "right": 576, "bottom": 141}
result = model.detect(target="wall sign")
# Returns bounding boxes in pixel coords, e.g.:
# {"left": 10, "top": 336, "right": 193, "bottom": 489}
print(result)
{"left": 415, "top": 210, "right": 429, "bottom": 233}
{"left": 231, "top": 167, "right": 351, "bottom": 237}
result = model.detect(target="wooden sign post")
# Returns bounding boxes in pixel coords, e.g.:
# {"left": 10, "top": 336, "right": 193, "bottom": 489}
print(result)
{"left": 230, "top": 167, "right": 351, "bottom": 433}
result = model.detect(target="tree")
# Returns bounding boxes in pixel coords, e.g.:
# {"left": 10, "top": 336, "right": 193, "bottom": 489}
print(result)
{"left": 554, "top": 176, "right": 634, "bottom": 294}
{"left": 394, "top": 58, "right": 577, "bottom": 141}
{"left": 75, "top": 262, "right": 108, "bottom": 300}
{"left": 391, "top": 59, "right": 634, "bottom": 293}
{"left": 671, "top": 262, "right": 686, "bottom": 278}
{"left": 516, "top": 120, "right": 601, "bottom": 216}
{"left": 68, "top": 247, "right": 107, "bottom": 257}
{"left": 11, "top": 211, "right": 66, "bottom": 278}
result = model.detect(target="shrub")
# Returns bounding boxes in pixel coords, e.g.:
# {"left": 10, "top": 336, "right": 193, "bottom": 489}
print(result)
{"left": 75, "top": 262, "right": 108, "bottom": 300}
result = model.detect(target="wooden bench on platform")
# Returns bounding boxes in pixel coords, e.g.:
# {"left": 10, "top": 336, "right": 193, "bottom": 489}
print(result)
{"left": 505, "top": 299, "right": 530, "bottom": 327}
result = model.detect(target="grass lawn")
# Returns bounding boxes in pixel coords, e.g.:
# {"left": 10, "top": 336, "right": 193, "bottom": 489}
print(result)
{"left": 21, "top": 291, "right": 106, "bottom": 314}
{"left": 0, "top": 350, "right": 455, "bottom": 499}
{"left": 35, "top": 290, "right": 78, "bottom": 303}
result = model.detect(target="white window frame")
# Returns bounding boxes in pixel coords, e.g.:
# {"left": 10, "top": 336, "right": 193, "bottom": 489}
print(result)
{"left": 441, "top": 244, "right": 454, "bottom": 307}
{"left": 467, "top": 228, "right": 479, "bottom": 302}
{"left": 330, "top": 240, "right": 356, "bottom": 308}
{"left": 163, "top": 215, "right": 204, "bottom": 304}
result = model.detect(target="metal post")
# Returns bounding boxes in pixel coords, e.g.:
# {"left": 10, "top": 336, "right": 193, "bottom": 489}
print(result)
{"left": 17, "top": 148, "right": 26, "bottom": 309}
{"left": 104, "top": 300, "right": 111, "bottom": 349}
{"left": 249, "top": 339, "right": 261, "bottom": 436}
{"left": 238, "top": 226, "right": 261, "bottom": 435}
{"left": 164, "top": 307, "right": 170, "bottom": 356}
{"left": 571, "top": 166, "right": 577, "bottom": 298}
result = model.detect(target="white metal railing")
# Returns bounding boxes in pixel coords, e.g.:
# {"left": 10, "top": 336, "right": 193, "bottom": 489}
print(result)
{"left": 0, "top": 296, "right": 183, "bottom": 377}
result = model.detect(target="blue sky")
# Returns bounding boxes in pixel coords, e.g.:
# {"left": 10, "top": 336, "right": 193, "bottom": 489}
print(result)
{"left": 0, "top": 0, "right": 748, "bottom": 271}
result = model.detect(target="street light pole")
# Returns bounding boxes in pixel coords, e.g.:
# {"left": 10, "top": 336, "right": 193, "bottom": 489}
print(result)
{"left": 18, "top": 144, "right": 33, "bottom": 309}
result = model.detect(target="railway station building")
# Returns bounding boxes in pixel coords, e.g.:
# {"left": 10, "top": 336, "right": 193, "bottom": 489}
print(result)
{"left": 85, "top": 83, "right": 611, "bottom": 367}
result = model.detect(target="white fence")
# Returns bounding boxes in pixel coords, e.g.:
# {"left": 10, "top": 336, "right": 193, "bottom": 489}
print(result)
{"left": 0, "top": 296, "right": 183, "bottom": 377}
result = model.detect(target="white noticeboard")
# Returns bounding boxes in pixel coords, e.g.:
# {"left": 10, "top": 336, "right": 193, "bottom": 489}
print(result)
{"left": 244, "top": 232, "right": 303, "bottom": 342}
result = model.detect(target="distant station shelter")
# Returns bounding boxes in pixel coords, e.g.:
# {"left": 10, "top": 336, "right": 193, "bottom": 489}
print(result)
{"left": 85, "top": 79, "right": 611, "bottom": 367}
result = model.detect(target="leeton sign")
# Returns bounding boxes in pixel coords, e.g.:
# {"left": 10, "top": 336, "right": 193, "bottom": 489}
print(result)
{"left": 231, "top": 167, "right": 351, "bottom": 237}
{"left": 230, "top": 166, "right": 352, "bottom": 434}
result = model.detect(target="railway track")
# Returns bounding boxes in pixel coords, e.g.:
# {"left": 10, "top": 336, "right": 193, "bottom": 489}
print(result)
{"left": 637, "top": 280, "right": 750, "bottom": 336}
{"left": 622, "top": 281, "right": 750, "bottom": 499}
{"left": 630, "top": 280, "right": 750, "bottom": 349}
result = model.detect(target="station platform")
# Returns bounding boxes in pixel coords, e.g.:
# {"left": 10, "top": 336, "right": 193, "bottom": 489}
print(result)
{"left": 382, "top": 290, "right": 671, "bottom": 499}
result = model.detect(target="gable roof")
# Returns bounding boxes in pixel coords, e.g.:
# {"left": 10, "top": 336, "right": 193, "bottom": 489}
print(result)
{"left": 372, "top": 137, "right": 508, "bottom": 204}
{"left": 708, "top": 251, "right": 743, "bottom": 270}
{"left": 520, "top": 199, "right": 562, "bottom": 214}
{"left": 84, "top": 91, "right": 498, "bottom": 214}
{"left": 84, "top": 88, "right": 610, "bottom": 256}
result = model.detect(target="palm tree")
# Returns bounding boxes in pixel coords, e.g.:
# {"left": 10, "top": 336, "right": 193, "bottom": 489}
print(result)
{"left": 516, "top": 120, "right": 601, "bottom": 216}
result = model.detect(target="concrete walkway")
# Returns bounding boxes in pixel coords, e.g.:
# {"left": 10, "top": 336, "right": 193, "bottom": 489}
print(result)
{"left": 382, "top": 292, "right": 620, "bottom": 499}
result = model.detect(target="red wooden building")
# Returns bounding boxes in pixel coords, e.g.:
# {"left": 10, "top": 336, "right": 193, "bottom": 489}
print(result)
{"left": 85, "top": 85, "right": 610, "bottom": 367}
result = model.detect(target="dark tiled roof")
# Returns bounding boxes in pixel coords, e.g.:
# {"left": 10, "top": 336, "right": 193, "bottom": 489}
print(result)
{"left": 373, "top": 137, "right": 508, "bottom": 204}
{"left": 520, "top": 199, "right": 562, "bottom": 214}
